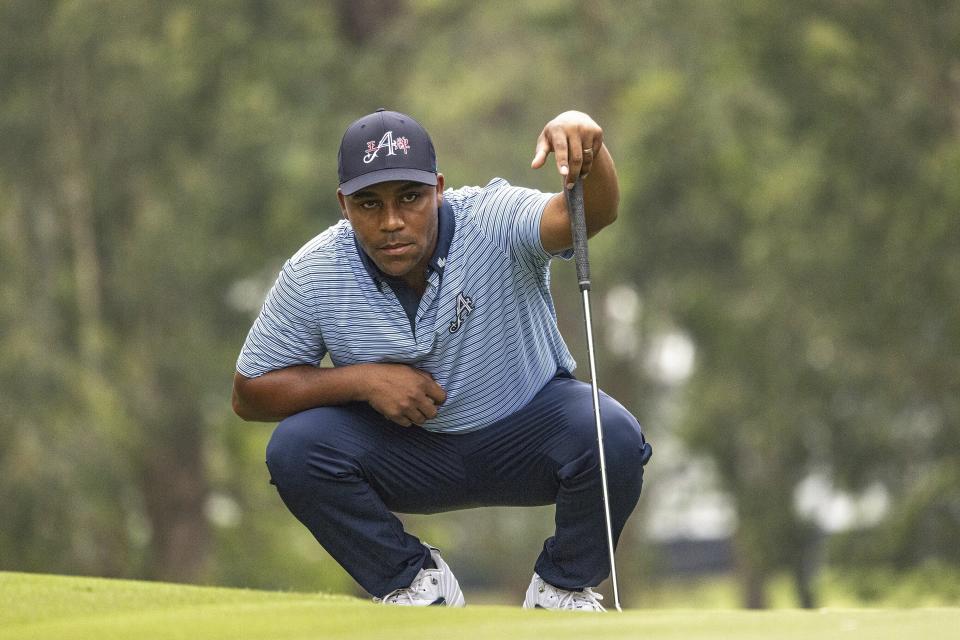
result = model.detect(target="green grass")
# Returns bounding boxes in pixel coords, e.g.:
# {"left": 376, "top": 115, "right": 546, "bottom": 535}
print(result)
{"left": 2, "top": 571, "right": 958, "bottom": 640}
{"left": 637, "top": 568, "right": 960, "bottom": 610}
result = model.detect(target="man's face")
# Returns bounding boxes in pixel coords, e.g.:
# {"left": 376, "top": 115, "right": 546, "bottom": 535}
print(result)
{"left": 338, "top": 176, "right": 445, "bottom": 283}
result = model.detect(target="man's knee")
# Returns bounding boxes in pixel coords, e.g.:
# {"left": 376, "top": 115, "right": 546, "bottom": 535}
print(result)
{"left": 556, "top": 386, "right": 649, "bottom": 479}
{"left": 265, "top": 407, "right": 360, "bottom": 489}
{"left": 597, "top": 396, "right": 650, "bottom": 475}
{"left": 265, "top": 411, "right": 311, "bottom": 486}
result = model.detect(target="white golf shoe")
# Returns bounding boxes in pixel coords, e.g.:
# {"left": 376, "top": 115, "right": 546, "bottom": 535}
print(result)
{"left": 522, "top": 573, "right": 606, "bottom": 611}
{"left": 374, "top": 545, "right": 465, "bottom": 607}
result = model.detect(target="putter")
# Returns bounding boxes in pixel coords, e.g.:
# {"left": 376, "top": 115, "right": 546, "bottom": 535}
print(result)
{"left": 565, "top": 176, "right": 623, "bottom": 612}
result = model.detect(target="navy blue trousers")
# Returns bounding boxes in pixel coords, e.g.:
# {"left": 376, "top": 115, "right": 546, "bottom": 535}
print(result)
{"left": 265, "top": 375, "right": 652, "bottom": 598}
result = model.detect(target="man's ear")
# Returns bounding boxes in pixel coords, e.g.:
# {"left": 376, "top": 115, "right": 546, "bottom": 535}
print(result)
{"left": 337, "top": 189, "right": 348, "bottom": 220}
{"left": 435, "top": 173, "right": 445, "bottom": 206}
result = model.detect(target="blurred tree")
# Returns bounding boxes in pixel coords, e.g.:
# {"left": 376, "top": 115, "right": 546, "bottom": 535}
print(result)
{"left": 612, "top": 0, "right": 960, "bottom": 607}
{"left": 0, "top": 0, "right": 348, "bottom": 585}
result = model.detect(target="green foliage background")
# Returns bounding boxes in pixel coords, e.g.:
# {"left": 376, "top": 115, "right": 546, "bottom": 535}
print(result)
{"left": 1, "top": 0, "right": 958, "bottom": 608}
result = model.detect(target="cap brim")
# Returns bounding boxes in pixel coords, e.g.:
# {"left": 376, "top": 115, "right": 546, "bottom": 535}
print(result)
{"left": 339, "top": 168, "right": 438, "bottom": 196}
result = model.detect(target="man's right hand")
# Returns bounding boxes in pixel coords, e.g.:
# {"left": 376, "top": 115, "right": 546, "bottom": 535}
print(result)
{"left": 362, "top": 363, "right": 447, "bottom": 427}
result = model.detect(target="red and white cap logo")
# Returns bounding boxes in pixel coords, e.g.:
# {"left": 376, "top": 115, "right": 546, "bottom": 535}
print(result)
{"left": 364, "top": 131, "right": 412, "bottom": 164}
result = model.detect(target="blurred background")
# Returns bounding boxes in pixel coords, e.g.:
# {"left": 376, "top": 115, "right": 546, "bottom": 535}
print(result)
{"left": 1, "top": 0, "right": 959, "bottom": 609}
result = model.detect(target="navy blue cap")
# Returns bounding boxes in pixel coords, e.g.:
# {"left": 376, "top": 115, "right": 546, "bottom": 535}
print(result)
{"left": 338, "top": 109, "right": 437, "bottom": 195}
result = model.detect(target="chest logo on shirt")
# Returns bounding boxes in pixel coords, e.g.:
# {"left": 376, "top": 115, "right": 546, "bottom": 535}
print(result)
{"left": 448, "top": 292, "right": 475, "bottom": 333}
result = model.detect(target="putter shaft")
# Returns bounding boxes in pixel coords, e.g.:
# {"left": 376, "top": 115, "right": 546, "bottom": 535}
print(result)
{"left": 566, "top": 177, "right": 622, "bottom": 611}
{"left": 581, "top": 288, "right": 622, "bottom": 612}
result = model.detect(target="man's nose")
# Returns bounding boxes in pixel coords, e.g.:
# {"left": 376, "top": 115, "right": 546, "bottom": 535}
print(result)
{"left": 380, "top": 203, "right": 404, "bottom": 231}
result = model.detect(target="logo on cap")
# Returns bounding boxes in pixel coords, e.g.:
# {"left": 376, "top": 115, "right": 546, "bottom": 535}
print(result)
{"left": 364, "top": 131, "right": 411, "bottom": 164}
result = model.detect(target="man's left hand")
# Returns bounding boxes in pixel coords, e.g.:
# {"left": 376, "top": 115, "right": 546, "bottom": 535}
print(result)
{"left": 531, "top": 111, "right": 604, "bottom": 191}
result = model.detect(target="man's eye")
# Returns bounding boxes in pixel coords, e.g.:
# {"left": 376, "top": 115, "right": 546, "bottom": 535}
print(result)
{"left": 400, "top": 192, "right": 419, "bottom": 204}
{"left": 360, "top": 200, "right": 380, "bottom": 210}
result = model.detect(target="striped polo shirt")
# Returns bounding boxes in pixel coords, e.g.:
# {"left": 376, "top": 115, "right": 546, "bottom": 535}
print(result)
{"left": 236, "top": 178, "right": 576, "bottom": 433}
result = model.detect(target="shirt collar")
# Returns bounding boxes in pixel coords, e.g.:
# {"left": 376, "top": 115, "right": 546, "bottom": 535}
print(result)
{"left": 354, "top": 199, "right": 455, "bottom": 286}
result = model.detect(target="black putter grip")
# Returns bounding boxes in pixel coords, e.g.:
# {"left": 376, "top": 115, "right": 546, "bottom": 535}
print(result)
{"left": 565, "top": 178, "right": 591, "bottom": 291}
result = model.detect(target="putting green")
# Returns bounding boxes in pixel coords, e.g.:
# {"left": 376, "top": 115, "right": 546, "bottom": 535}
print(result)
{"left": 1, "top": 571, "right": 957, "bottom": 639}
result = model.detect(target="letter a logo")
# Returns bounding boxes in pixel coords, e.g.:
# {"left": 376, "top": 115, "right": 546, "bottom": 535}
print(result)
{"left": 363, "top": 131, "right": 410, "bottom": 164}
{"left": 448, "top": 292, "right": 475, "bottom": 333}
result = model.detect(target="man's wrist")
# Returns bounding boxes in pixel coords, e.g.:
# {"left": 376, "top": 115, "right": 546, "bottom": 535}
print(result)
{"left": 343, "top": 363, "right": 374, "bottom": 404}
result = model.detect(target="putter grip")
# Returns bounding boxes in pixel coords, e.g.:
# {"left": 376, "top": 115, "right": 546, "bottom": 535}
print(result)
{"left": 566, "top": 178, "right": 591, "bottom": 291}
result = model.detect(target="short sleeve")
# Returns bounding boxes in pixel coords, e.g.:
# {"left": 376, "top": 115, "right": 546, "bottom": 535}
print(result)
{"left": 236, "top": 260, "right": 326, "bottom": 378}
{"left": 451, "top": 178, "right": 569, "bottom": 270}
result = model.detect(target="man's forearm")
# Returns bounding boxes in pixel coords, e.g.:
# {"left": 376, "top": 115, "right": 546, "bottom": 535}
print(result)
{"left": 233, "top": 361, "right": 448, "bottom": 425}
{"left": 232, "top": 364, "right": 366, "bottom": 422}
{"left": 581, "top": 143, "right": 619, "bottom": 236}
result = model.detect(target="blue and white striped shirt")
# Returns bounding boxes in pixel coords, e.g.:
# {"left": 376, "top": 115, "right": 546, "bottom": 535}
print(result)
{"left": 237, "top": 178, "right": 576, "bottom": 433}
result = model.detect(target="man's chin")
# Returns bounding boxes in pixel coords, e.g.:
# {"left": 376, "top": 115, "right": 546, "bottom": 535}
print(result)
{"left": 374, "top": 258, "right": 415, "bottom": 279}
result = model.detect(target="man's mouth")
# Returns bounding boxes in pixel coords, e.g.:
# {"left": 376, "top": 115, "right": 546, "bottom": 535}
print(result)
{"left": 379, "top": 242, "right": 413, "bottom": 256}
